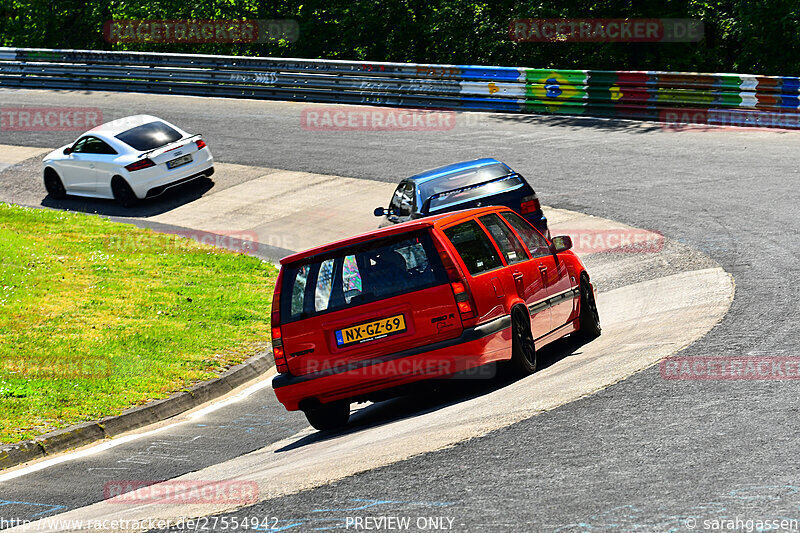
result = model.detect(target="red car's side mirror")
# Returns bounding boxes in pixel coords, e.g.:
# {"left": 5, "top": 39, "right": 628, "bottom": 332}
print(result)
{"left": 551, "top": 235, "right": 573, "bottom": 253}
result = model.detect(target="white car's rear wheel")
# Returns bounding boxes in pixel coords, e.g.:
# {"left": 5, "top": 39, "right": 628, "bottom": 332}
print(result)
{"left": 43, "top": 168, "right": 66, "bottom": 199}
{"left": 112, "top": 176, "right": 138, "bottom": 208}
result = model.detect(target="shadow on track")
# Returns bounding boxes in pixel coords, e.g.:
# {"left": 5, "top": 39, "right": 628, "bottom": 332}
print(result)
{"left": 275, "top": 334, "right": 593, "bottom": 453}
{"left": 484, "top": 112, "right": 667, "bottom": 133}
{"left": 484, "top": 111, "right": 799, "bottom": 134}
{"left": 40, "top": 177, "right": 215, "bottom": 217}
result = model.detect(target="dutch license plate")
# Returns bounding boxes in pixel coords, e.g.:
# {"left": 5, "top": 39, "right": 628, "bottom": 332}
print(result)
{"left": 335, "top": 314, "right": 407, "bottom": 347}
{"left": 167, "top": 153, "right": 193, "bottom": 169}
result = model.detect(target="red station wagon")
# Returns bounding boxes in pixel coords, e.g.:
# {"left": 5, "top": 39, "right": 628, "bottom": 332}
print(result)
{"left": 271, "top": 206, "right": 601, "bottom": 430}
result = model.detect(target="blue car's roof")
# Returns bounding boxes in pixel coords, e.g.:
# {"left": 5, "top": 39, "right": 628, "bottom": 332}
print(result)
{"left": 407, "top": 158, "right": 512, "bottom": 185}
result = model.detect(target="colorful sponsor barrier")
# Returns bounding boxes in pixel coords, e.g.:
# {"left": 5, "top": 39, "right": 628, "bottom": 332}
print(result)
{"left": 1, "top": 47, "right": 798, "bottom": 129}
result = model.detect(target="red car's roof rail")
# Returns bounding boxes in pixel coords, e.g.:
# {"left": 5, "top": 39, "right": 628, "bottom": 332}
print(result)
{"left": 280, "top": 205, "right": 508, "bottom": 266}
{"left": 280, "top": 219, "right": 435, "bottom": 265}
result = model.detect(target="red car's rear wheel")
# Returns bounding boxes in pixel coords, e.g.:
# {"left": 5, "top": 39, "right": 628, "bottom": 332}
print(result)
{"left": 303, "top": 401, "right": 350, "bottom": 431}
{"left": 508, "top": 307, "right": 537, "bottom": 376}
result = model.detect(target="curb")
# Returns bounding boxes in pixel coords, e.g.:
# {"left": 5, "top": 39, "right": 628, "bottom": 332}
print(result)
{"left": 0, "top": 351, "right": 274, "bottom": 471}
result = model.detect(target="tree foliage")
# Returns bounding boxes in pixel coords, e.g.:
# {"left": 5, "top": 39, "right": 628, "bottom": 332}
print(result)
{"left": 1, "top": 0, "right": 798, "bottom": 75}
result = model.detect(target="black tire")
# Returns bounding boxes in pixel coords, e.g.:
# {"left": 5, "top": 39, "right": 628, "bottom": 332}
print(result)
{"left": 303, "top": 401, "right": 350, "bottom": 431}
{"left": 577, "top": 276, "right": 602, "bottom": 340}
{"left": 43, "top": 168, "right": 66, "bottom": 199}
{"left": 507, "top": 307, "right": 537, "bottom": 376}
{"left": 112, "top": 177, "right": 138, "bottom": 208}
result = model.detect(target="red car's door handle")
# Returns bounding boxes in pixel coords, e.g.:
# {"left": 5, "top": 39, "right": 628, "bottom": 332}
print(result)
{"left": 513, "top": 272, "right": 524, "bottom": 281}
{"left": 538, "top": 265, "right": 548, "bottom": 286}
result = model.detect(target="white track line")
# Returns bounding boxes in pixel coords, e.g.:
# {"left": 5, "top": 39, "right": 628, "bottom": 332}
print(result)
{"left": 0, "top": 372, "right": 275, "bottom": 483}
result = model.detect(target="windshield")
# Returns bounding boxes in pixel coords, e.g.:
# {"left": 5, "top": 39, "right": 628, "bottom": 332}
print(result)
{"left": 115, "top": 121, "right": 183, "bottom": 151}
{"left": 281, "top": 231, "right": 448, "bottom": 323}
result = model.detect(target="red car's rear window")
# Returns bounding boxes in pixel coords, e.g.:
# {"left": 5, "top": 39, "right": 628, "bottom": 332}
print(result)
{"left": 280, "top": 230, "right": 448, "bottom": 323}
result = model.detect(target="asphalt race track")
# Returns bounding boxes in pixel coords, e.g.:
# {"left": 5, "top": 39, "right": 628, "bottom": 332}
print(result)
{"left": 0, "top": 88, "right": 798, "bottom": 532}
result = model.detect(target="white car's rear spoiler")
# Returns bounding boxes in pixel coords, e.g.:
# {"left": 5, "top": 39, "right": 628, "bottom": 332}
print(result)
{"left": 139, "top": 134, "right": 202, "bottom": 160}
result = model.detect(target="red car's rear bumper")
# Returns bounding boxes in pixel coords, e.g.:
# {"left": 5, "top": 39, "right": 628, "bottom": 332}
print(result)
{"left": 272, "top": 315, "right": 512, "bottom": 411}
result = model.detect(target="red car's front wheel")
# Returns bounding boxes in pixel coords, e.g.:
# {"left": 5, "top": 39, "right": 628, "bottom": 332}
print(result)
{"left": 578, "top": 277, "right": 601, "bottom": 340}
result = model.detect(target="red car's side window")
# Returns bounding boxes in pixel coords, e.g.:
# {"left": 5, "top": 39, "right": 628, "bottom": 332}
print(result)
{"left": 442, "top": 220, "right": 503, "bottom": 276}
{"left": 478, "top": 213, "right": 529, "bottom": 264}
{"left": 501, "top": 211, "right": 551, "bottom": 259}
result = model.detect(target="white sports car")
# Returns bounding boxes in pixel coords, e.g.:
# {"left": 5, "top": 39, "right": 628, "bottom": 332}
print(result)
{"left": 42, "top": 114, "right": 214, "bottom": 207}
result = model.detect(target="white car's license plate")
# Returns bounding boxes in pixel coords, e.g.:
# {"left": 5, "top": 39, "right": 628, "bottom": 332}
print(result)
{"left": 167, "top": 154, "right": 193, "bottom": 169}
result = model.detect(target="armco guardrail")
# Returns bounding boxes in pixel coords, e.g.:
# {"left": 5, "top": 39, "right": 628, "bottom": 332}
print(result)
{"left": 1, "top": 47, "right": 800, "bottom": 129}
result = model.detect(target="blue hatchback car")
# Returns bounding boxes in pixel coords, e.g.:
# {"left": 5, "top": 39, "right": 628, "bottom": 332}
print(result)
{"left": 374, "top": 158, "right": 549, "bottom": 238}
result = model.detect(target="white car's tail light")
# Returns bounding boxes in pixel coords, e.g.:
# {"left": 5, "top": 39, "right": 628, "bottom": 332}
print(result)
{"left": 195, "top": 139, "right": 207, "bottom": 149}
{"left": 125, "top": 158, "right": 156, "bottom": 172}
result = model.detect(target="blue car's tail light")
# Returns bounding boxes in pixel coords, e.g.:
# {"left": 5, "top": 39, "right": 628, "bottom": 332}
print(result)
{"left": 520, "top": 194, "right": 541, "bottom": 214}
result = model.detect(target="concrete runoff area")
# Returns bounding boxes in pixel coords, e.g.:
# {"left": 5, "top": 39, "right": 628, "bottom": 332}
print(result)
{"left": 147, "top": 168, "right": 395, "bottom": 254}
{"left": 0, "top": 144, "right": 49, "bottom": 172}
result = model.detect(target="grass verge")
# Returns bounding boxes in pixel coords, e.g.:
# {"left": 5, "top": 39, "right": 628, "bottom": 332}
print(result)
{"left": 0, "top": 203, "right": 277, "bottom": 444}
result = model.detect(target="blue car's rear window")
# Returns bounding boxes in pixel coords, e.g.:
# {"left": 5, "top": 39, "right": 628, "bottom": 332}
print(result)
{"left": 427, "top": 175, "right": 523, "bottom": 212}
{"left": 418, "top": 162, "right": 512, "bottom": 199}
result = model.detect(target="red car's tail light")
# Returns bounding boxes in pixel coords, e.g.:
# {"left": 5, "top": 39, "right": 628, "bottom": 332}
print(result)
{"left": 450, "top": 281, "right": 476, "bottom": 317}
{"left": 195, "top": 139, "right": 207, "bottom": 149}
{"left": 125, "top": 158, "right": 156, "bottom": 172}
{"left": 432, "top": 234, "right": 477, "bottom": 320}
{"left": 273, "top": 345, "right": 286, "bottom": 370}
{"left": 433, "top": 235, "right": 462, "bottom": 283}
{"left": 520, "top": 194, "right": 541, "bottom": 214}
{"left": 271, "top": 270, "right": 289, "bottom": 374}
